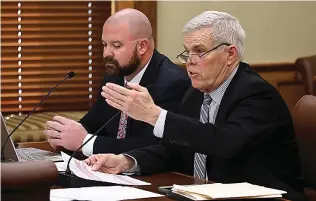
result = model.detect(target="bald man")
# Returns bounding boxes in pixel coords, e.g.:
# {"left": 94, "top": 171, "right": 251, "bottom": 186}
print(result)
{"left": 44, "top": 9, "right": 190, "bottom": 156}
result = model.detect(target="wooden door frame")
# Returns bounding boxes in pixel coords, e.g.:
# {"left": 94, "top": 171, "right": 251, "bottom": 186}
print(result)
{"left": 113, "top": 1, "right": 157, "bottom": 45}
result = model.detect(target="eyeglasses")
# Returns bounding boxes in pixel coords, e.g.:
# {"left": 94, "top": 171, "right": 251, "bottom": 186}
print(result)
{"left": 176, "top": 43, "right": 231, "bottom": 64}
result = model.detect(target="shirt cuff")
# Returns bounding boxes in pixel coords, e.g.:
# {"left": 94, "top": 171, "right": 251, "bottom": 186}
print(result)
{"left": 81, "top": 134, "right": 97, "bottom": 157}
{"left": 153, "top": 109, "right": 167, "bottom": 138}
{"left": 123, "top": 154, "right": 140, "bottom": 175}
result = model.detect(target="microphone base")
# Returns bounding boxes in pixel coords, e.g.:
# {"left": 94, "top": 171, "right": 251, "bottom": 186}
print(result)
{"left": 58, "top": 172, "right": 119, "bottom": 188}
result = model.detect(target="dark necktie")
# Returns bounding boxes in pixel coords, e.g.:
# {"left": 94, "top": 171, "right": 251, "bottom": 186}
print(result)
{"left": 193, "top": 94, "right": 212, "bottom": 179}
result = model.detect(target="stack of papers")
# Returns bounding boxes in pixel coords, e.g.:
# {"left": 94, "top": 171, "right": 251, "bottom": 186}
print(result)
{"left": 57, "top": 152, "right": 150, "bottom": 186}
{"left": 172, "top": 182, "right": 286, "bottom": 200}
{"left": 50, "top": 186, "right": 163, "bottom": 201}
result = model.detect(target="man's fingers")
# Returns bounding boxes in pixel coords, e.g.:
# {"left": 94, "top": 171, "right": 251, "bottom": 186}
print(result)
{"left": 126, "top": 83, "right": 146, "bottom": 92}
{"left": 105, "top": 83, "right": 130, "bottom": 96}
{"left": 91, "top": 159, "right": 104, "bottom": 171}
{"left": 84, "top": 155, "right": 98, "bottom": 166}
{"left": 91, "top": 154, "right": 110, "bottom": 171}
{"left": 102, "top": 86, "right": 126, "bottom": 102}
{"left": 53, "top": 116, "right": 69, "bottom": 125}
{"left": 48, "top": 138, "right": 62, "bottom": 148}
{"left": 105, "top": 98, "right": 124, "bottom": 112}
{"left": 45, "top": 121, "right": 64, "bottom": 132}
{"left": 89, "top": 155, "right": 98, "bottom": 166}
{"left": 101, "top": 91, "right": 124, "bottom": 107}
{"left": 84, "top": 157, "right": 91, "bottom": 165}
{"left": 95, "top": 154, "right": 101, "bottom": 161}
{"left": 101, "top": 90, "right": 124, "bottom": 106}
{"left": 44, "top": 129, "right": 59, "bottom": 139}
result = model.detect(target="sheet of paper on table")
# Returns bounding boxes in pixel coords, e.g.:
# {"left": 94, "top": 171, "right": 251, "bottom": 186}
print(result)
{"left": 50, "top": 186, "right": 163, "bottom": 201}
{"left": 58, "top": 152, "right": 150, "bottom": 186}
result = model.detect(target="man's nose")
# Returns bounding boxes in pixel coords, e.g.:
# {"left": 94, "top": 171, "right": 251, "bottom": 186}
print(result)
{"left": 187, "top": 56, "right": 198, "bottom": 65}
{"left": 103, "top": 47, "right": 114, "bottom": 58}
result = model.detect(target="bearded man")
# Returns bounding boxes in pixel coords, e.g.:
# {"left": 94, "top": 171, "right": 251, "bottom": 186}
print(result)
{"left": 44, "top": 8, "right": 190, "bottom": 156}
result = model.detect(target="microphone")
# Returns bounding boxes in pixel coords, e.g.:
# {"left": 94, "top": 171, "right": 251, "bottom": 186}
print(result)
{"left": 1, "top": 71, "right": 76, "bottom": 162}
{"left": 64, "top": 83, "right": 155, "bottom": 175}
{"left": 66, "top": 71, "right": 75, "bottom": 79}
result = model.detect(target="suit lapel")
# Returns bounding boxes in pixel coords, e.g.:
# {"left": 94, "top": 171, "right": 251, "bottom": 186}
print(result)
{"left": 215, "top": 63, "right": 247, "bottom": 125}
{"left": 181, "top": 87, "right": 204, "bottom": 120}
{"left": 181, "top": 63, "right": 247, "bottom": 123}
{"left": 139, "top": 50, "right": 161, "bottom": 90}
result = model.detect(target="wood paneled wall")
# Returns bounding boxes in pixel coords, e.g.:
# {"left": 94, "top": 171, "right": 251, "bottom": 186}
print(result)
{"left": 252, "top": 63, "right": 305, "bottom": 111}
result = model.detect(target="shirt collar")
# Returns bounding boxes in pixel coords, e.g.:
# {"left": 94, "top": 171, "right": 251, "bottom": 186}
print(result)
{"left": 124, "top": 56, "right": 152, "bottom": 84}
{"left": 207, "top": 65, "right": 238, "bottom": 105}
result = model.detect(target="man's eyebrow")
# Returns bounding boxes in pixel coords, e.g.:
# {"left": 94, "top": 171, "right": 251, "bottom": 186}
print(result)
{"left": 183, "top": 44, "right": 206, "bottom": 51}
{"left": 101, "top": 40, "right": 122, "bottom": 44}
{"left": 111, "top": 41, "right": 122, "bottom": 44}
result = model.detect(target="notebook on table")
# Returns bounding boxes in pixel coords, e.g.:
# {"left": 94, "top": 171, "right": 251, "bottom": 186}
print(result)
{"left": 169, "top": 182, "right": 286, "bottom": 200}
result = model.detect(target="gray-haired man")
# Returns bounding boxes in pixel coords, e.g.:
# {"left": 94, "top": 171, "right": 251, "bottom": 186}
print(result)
{"left": 85, "top": 11, "right": 306, "bottom": 201}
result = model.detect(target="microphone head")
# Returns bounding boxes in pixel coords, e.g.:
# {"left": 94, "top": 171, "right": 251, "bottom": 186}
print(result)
{"left": 66, "top": 71, "right": 75, "bottom": 79}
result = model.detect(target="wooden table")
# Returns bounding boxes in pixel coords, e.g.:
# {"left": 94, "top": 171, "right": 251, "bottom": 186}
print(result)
{"left": 18, "top": 141, "right": 288, "bottom": 201}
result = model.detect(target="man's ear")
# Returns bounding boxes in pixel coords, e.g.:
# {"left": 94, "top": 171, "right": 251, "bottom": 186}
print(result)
{"left": 138, "top": 39, "right": 149, "bottom": 55}
{"left": 226, "top": 45, "right": 238, "bottom": 65}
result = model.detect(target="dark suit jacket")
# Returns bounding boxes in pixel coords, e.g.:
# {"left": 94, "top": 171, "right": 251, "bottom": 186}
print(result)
{"left": 127, "top": 62, "right": 306, "bottom": 201}
{"left": 79, "top": 50, "right": 190, "bottom": 154}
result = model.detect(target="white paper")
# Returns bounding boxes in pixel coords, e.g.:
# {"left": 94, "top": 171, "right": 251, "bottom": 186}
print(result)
{"left": 50, "top": 186, "right": 163, "bottom": 201}
{"left": 61, "top": 152, "right": 150, "bottom": 185}
{"left": 172, "top": 182, "right": 286, "bottom": 199}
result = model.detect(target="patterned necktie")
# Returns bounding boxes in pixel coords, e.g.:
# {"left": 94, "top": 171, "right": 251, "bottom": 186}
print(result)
{"left": 117, "top": 112, "right": 128, "bottom": 139}
{"left": 194, "top": 94, "right": 212, "bottom": 179}
{"left": 117, "top": 82, "right": 128, "bottom": 139}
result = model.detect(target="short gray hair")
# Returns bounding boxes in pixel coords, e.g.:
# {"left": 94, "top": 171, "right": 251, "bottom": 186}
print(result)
{"left": 182, "top": 11, "right": 246, "bottom": 60}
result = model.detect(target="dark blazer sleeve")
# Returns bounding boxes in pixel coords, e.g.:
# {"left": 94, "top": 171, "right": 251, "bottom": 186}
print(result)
{"left": 162, "top": 81, "right": 285, "bottom": 159}
{"left": 79, "top": 83, "right": 107, "bottom": 134}
{"left": 126, "top": 141, "right": 188, "bottom": 175}
{"left": 93, "top": 77, "right": 190, "bottom": 154}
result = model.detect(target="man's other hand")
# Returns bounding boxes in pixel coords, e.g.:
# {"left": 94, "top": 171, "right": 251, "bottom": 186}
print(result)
{"left": 44, "top": 116, "right": 88, "bottom": 151}
{"left": 101, "top": 82, "right": 161, "bottom": 126}
{"left": 84, "top": 154, "right": 135, "bottom": 174}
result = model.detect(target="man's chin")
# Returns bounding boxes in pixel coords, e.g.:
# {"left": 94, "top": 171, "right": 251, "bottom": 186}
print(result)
{"left": 104, "top": 65, "right": 119, "bottom": 76}
{"left": 192, "top": 81, "right": 207, "bottom": 93}
{"left": 105, "top": 64, "right": 117, "bottom": 69}
{"left": 191, "top": 80, "right": 201, "bottom": 89}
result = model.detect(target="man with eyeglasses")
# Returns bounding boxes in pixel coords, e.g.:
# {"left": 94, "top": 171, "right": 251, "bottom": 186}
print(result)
{"left": 43, "top": 9, "right": 190, "bottom": 156}
{"left": 84, "top": 11, "right": 305, "bottom": 200}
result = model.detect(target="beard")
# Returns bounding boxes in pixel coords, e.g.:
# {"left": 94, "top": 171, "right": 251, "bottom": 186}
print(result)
{"left": 103, "top": 48, "right": 141, "bottom": 77}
